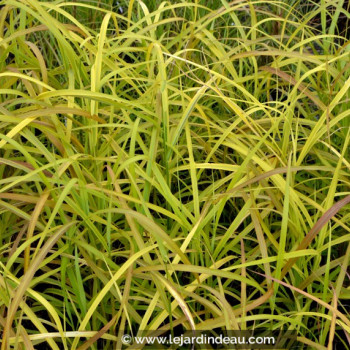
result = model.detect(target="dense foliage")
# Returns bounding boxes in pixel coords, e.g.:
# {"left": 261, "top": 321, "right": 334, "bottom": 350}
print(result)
{"left": 0, "top": 0, "right": 350, "bottom": 348}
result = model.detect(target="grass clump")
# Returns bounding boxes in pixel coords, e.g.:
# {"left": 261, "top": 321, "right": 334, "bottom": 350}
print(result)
{"left": 0, "top": 0, "right": 350, "bottom": 349}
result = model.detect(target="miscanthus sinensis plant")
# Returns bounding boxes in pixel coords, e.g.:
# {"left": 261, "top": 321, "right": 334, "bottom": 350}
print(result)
{"left": 0, "top": 0, "right": 350, "bottom": 349}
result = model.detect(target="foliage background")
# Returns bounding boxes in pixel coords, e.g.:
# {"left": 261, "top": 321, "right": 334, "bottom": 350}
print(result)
{"left": 0, "top": 0, "right": 350, "bottom": 348}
